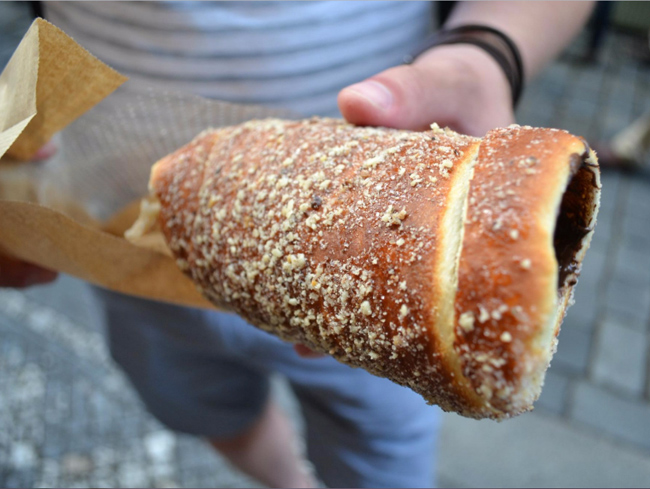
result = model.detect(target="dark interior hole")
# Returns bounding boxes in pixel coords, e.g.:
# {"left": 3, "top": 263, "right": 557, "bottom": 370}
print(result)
{"left": 553, "top": 153, "right": 596, "bottom": 292}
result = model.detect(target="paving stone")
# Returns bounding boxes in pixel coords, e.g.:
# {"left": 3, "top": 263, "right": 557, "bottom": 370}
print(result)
{"left": 604, "top": 304, "right": 650, "bottom": 333}
{"left": 563, "top": 303, "right": 598, "bottom": 335}
{"left": 438, "top": 411, "right": 650, "bottom": 488}
{"left": 435, "top": 475, "right": 463, "bottom": 489}
{"left": 597, "top": 172, "right": 622, "bottom": 216}
{"left": 571, "top": 382, "right": 650, "bottom": 451}
{"left": 593, "top": 319, "right": 647, "bottom": 396}
{"left": 4, "top": 469, "right": 36, "bottom": 489}
{"left": 558, "top": 115, "right": 596, "bottom": 140}
{"left": 539, "top": 63, "right": 571, "bottom": 98}
{"left": 0, "top": 290, "right": 254, "bottom": 488}
{"left": 647, "top": 362, "right": 650, "bottom": 403}
{"left": 602, "top": 107, "right": 639, "bottom": 141}
{"left": 553, "top": 324, "right": 594, "bottom": 375}
{"left": 573, "top": 68, "right": 607, "bottom": 99}
{"left": 604, "top": 280, "right": 650, "bottom": 331}
{"left": 626, "top": 177, "right": 650, "bottom": 220}
{"left": 597, "top": 215, "right": 620, "bottom": 248}
{"left": 24, "top": 276, "right": 103, "bottom": 334}
{"left": 9, "top": 441, "right": 38, "bottom": 470}
{"left": 582, "top": 245, "right": 608, "bottom": 281}
{"left": 36, "top": 458, "right": 61, "bottom": 489}
{"left": 622, "top": 212, "right": 650, "bottom": 252}
{"left": 517, "top": 91, "right": 556, "bottom": 128}
{"left": 589, "top": 183, "right": 619, "bottom": 254}
{"left": 607, "top": 254, "right": 650, "bottom": 295}
{"left": 589, "top": 221, "right": 614, "bottom": 256}
{"left": 117, "top": 462, "right": 150, "bottom": 488}
{"left": 605, "top": 74, "right": 638, "bottom": 119}
{"left": 567, "top": 95, "right": 599, "bottom": 121}
{"left": 564, "top": 248, "right": 607, "bottom": 331}
{"left": 61, "top": 454, "right": 93, "bottom": 478}
{"left": 536, "top": 369, "right": 570, "bottom": 415}
{"left": 612, "top": 244, "right": 650, "bottom": 288}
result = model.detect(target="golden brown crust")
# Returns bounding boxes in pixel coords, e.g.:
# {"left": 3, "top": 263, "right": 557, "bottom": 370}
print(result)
{"left": 453, "top": 126, "right": 600, "bottom": 417}
{"left": 146, "top": 119, "right": 601, "bottom": 419}
{"left": 150, "top": 130, "right": 219, "bottom": 276}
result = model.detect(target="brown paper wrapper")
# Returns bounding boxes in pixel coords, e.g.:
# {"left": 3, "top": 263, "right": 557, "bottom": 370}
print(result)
{"left": 0, "top": 19, "right": 291, "bottom": 308}
{"left": 2, "top": 19, "right": 127, "bottom": 161}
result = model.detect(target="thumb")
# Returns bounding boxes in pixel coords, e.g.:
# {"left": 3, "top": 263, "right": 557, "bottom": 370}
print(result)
{"left": 338, "top": 64, "right": 442, "bottom": 131}
{"left": 293, "top": 343, "right": 325, "bottom": 359}
{"left": 31, "top": 140, "right": 58, "bottom": 161}
{"left": 338, "top": 45, "right": 515, "bottom": 136}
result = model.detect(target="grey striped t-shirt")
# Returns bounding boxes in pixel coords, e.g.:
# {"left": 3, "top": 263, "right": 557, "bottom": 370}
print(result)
{"left": 44, "top": 1, "right": 434, "bottom": 116}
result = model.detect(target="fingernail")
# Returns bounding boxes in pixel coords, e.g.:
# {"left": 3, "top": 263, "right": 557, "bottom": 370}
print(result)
{"left": 347, "top": 80, "right": 393, "bottom": 111}
{"left": 23, "top": 267, "right": 58, "bottom": 286}
{"left": 32, "top": 140, "right": 57, "bottom": 161}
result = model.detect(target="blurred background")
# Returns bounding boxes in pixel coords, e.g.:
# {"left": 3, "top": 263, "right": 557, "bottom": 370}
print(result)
{"left": 1, "top": 1, "right": 650, "bottom": 487}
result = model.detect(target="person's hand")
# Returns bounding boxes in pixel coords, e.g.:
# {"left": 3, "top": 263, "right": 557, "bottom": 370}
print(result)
{"left": 0, "top": 140, "right": 59, "bottom": 288}
{"left": 338, "top": 44, "right": 515, "bottom": 136}
{"left": 30, "top": 140, "right": 58, "bottom": 161}
{"left": 0, "top": 255, "right": 58, "bottom": 288}
{"left": 293, "top": 343, "right": 324, "bottom": 359}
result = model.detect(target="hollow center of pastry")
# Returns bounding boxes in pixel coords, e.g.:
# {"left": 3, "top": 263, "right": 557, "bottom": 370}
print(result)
{"left": 553, "top": 154, "right": 597, "bottom": 292}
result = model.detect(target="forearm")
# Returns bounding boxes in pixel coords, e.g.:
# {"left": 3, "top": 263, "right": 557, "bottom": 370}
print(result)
{"left": 338, "top": 2, "right": 595, "bottom": 134}
{"left": 445, "top": 1, "right": 595, "bottom": 79}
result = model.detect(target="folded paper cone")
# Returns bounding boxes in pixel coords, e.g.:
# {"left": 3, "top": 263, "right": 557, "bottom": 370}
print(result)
{"left": 0, "top": 18, "right": 126, "bottom": 161}
{"left": 129, "top": 118, "right": 601, "bottom": 419}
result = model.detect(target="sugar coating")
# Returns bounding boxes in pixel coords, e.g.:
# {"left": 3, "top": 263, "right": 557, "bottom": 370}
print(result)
{"left": 152, "top": 119, "right": 595, "bottom": 419}
{"left": 452, "top": 124, "right": 592, "bottom": 416}
{"left": 153, "top": 117, "right": 479, "bottom": 411}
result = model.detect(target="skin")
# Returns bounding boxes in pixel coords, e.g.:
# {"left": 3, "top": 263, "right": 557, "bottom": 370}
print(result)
{"left": 339, "top": 1, "right": 595, "bottom": 136}
{"left": 2, "top": 3, "right": 595, "bottom": 486}
{"left": 0, "top": 141, "right": 59, "bottom": 288}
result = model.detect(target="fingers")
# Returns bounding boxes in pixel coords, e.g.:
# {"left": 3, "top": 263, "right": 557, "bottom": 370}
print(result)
{"left": 338, "top": 65, "right": 441, "bottom": 131}
{"left": 338, "top": 45, "right": 515, "bottom": 136}
{"left": 31, "top": 140, "right": 58, "bottom": 161}
{"left": 293, "top": 344, "right": 325, "bottom": 359}
{"left": 0, "top": 256, "right": 58, "bottom": 288}
{"left": 1, "top": 140, "right": 58, "bottom": 288}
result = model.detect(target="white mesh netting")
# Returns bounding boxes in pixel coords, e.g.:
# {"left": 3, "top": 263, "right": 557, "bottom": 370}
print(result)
{"left": 35, "top": 79, "right": 295, "bottom": 221}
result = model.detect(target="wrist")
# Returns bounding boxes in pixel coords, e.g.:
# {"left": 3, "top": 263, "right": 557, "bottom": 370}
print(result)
{"left": 412, "top": 44, "right": 514, "bottom": 130}
{"left": 416, "top": 43, "right": 510, "bottom": 91}
{"left": 406, "top": 25, "right": 524, "bottom": 108}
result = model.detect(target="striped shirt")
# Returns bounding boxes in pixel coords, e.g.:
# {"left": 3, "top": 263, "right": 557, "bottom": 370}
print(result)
{"left": 44, "top": 1, "right": 434, "bottom": 116}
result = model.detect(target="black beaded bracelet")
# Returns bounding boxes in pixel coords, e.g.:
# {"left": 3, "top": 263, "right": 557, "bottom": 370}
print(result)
{"left": 404, "top": 25, "right": 525, "bottom": 108}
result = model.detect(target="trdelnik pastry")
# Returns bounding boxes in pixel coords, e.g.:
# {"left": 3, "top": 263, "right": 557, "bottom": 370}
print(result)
{"left": 128, "top": 118, "right": 601, "bottom": 420}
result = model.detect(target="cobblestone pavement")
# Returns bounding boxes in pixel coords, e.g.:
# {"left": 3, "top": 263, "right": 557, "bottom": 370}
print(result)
{"left": 2, "top": 4, "right": 650, "bottom": 488}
